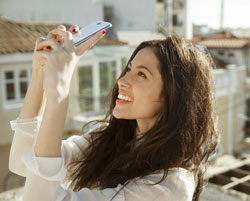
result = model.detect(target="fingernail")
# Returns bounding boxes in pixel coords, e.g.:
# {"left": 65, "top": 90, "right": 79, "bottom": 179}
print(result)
{"left": 102, "top": 30, "right": 106, "bottom": 35}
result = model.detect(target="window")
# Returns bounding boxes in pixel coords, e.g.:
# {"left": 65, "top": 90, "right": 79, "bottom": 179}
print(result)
{"left": 173, "top": 14, "right": 182, "bottom": 26}
{"left": 5, "top": 71, "right": 15, "bottom": 100}
{"left": 99, "top": 61, "right": 116, "bottom": 108}
{"left": 218, "top": 51, "right": 224, "bottom": 56}
{"left": 77, "top": 57, "right": 127, "bottom": 114}
{"left": 78, "top": 65, "right": 94, "bottom": 112}
{"left": 121, "top": 57, "right": 128, "bottom": 69}
{"left": 1, "top": 66, "right": 31, "bottom": 109}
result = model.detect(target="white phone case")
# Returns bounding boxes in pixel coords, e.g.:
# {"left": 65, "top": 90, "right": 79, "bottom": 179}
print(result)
{"left": 73, "top": 21, "right": 112, "bottom": 46}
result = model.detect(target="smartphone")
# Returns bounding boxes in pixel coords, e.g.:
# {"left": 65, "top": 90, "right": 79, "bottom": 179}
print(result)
{"left": 72, "top": 21, "right": 112, "bottom": 46}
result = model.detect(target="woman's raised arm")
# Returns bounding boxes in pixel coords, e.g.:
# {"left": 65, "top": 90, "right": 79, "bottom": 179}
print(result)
{"left": 33, "top": 26, "right": 105, "bottom": 157}
{"left": 19, "top": 38, "right": 47, "bottom": 119}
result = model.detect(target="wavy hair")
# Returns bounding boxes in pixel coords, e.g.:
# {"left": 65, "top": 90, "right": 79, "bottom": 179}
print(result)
{"left": 67, "top": 35, "right": 219, "bottom": 201}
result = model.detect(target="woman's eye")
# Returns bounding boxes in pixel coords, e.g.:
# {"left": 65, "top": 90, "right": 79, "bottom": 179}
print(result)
{"left": 138, "top": 71, "right": 147, "bottom": 78}
{"left": 126, "top": 68, "right": 131, "bottom": 73}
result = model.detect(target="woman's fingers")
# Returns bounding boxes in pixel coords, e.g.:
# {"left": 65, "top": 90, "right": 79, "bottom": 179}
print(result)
{"left": 75, "top": 30, "right": 106, "bottom": 56}
{"left": 35, "top": 37, "right": 46, "bottom": 47}
{"left": 57, "top": 25, "right": 66, "bottom": 31}
{"left": 69, "top": 25, "right": 80, "bottom": 34}
{"left": 35, "top": 50, "right": 50, "bottom": 59}
{"left": 36, "top": 38, "right": 61, "bottom": 52}
{"left": 50, "top": 29, "right": 74, "bottom": 50}
{"left": 47, "top": 25, "right": 67, "bottom": 47}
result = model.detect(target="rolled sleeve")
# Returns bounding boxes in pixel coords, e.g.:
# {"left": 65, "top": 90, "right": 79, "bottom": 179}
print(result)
{"left": 22, "top": 149, "right": 66, "bottom": 181}
{"left": 10, "top": 116, "right": 42, "bottom": 137}
{"left": 9, "top": 116, "right": 42, "bottom": 177}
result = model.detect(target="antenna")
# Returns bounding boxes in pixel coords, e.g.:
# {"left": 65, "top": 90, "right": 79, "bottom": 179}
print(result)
{"left": 220, "top": 0, "right": 224, "bottom": 30}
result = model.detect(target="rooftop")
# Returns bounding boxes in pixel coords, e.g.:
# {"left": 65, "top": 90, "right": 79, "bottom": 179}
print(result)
{"left": 193, "top": 31, "right": 250, "bottom": 49}
{"left": 0, "top": 18, "right": 126, "bottom": 55}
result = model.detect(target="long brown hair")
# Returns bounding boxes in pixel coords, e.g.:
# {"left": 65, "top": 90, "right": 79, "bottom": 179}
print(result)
{"left": 67, "top": 35, "right": 219, "bottom": 201}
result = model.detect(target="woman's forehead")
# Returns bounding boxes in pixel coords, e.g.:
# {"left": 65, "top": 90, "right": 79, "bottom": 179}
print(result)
{"left": 131, "top": 47, "right": 160, "bottom": 71}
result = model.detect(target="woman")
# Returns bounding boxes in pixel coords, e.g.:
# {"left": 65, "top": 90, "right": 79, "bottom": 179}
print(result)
{"left": 9, "top": 24, "right": 219, "bottom": 201}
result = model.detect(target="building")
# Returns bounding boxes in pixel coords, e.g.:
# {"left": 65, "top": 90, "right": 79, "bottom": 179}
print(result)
{"left": 0, "top": 0, "right": 157, "bottom": 33}
{"left": 156, "top": 0, "right": 193, "bottom": 39}
{"left": 214, "top": 65, "right": 249, "bottom": 155}
{"left": 193, "top": 31, "right": 250, "bottom": 75}
{"left": 194, "top": 31, "right": 250, "bottom": 154}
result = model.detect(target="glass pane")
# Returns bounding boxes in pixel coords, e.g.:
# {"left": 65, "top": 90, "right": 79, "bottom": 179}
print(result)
{"left": 121, "top": 57, "right": 128, "bottom": 69}
{"left": 78, "top": 66, "right": 93, "bottom": 112}
{"left": 99, "top": 61, "right": 116, "bottom": 107}
{"left": 19, "top": 70, "right": 27, "bottom": 78}
{"left": 20, "top": 82, "right": 28, "bottom": 98}
{"left": 6, "top": 83, "right": 15, "bottom": 100}
{"left": 5, "top": 71, "right": 14, "bottom": 79}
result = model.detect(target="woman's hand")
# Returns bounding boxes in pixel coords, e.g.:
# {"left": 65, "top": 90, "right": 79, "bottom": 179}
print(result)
{"left": 35, "top": 25, "right": 105, "bottom": 104}
{"left": 32, "top": 37, "right": 47, "bottom": 75}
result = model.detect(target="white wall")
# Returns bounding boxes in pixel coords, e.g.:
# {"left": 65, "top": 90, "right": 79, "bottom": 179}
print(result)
{"left": 0, "top": 0, "right": 103, "bottom": 27}
{"left": 103, "top": 0, "right": 156, "bottom": 32}
{"left": 215, "top": 65, "right": 247, "bottom": 154}
{"left": 0, "top": 0, "right": 157, "bottom": 32}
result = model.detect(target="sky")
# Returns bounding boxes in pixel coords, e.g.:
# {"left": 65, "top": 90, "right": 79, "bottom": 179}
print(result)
{"left": 190, "top": 0, "right": 250, "bottom": 29}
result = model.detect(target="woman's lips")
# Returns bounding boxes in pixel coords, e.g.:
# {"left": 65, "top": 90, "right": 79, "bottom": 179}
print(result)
{"left": 116, "top": 99, "right": 133, "bottom": 104}
{"left": 118, "top": 91, "right": 134, "bottom": 100}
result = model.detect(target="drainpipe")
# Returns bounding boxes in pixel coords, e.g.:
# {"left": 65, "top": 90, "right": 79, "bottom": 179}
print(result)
{"left": 166, "top": 0, "right": 173, "bottom": 33}
{"left": 220, "top": 0, "right": 224, "bottom": 30}
{"left": 227, "top": 64, "right": 237, "bottom": 154}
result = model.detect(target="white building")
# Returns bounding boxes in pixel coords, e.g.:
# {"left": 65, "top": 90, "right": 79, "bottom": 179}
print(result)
{"left": 156, "top": 0, "right": 193, "bottom": 39}
{"left": 194, "top": 31, "right": 250, "bottom": 75}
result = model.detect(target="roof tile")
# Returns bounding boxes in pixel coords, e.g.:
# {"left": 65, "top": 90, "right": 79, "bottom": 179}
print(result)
{"left": 0, "top": 18, "right": 126, "bottom": 55}
{"left": 193, "top": 31, "right": 250, "bottom": 49}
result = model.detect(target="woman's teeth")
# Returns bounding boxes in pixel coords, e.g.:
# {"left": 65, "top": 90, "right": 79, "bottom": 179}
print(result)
{"left": 118, "top": 94, "right": 133, "bottom": 102}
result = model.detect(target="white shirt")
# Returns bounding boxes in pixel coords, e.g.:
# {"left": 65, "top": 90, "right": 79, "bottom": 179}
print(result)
{"left": 9, "top": 116, "right": 195, "bottom": 201}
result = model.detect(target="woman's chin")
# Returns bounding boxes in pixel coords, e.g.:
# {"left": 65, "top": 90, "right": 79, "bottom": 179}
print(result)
{"left": 112, "top": 109, "right": 132, "bottom": 119}
{"left": 112, "top": 110, "right": 123, "bottom": 119}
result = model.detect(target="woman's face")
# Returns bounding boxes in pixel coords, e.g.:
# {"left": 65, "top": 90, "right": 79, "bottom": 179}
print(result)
{"left": 113, "top": 47, "right": 164, "bottom": 132}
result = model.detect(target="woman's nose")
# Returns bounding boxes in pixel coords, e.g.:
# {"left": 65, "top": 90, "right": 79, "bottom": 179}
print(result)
{"left": 118, "top": 74, "right": 131, "bottom": 89}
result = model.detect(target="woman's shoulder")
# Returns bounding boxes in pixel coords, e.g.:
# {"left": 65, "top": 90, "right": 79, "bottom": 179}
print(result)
{"left": 145, "top": 168, "right": 194, "bottom": 183}
{"left": 139, "top": 168, "right": 195, "bottom": 198}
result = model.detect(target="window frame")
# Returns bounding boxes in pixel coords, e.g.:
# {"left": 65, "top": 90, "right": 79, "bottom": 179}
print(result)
{"left": 1, "top": 64, "right": 32, "bottom": 110}
{"left": 77, "top": 56, "right": 127, "bottom": 114}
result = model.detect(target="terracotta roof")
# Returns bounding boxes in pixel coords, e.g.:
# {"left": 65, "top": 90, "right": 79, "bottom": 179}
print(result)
{"left": 193, "top": 31, "right": 250, "bottom": 49}
{"left": 0, "top": 18, "right": 126, "bottom": 55}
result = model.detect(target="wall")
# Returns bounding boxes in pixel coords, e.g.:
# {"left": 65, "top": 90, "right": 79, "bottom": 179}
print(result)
{"left": 210, "top": 49, "right": 247, "bottom": 68}
{"left": 215, "top": 65, "right": 247, "bottom": 154}
{"left": 0, "top": 0, "right": 157, "bottom": 32}
{"left": 103, "top": 0, "right": 156, "bottom": 32}
{"left": 0, "top": 0, "right": 103, "bottom": 28}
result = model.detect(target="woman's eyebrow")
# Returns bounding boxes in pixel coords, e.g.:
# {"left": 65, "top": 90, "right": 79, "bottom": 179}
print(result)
{"left": 128, "top": 62, "right": 153, "bottom": 76}
{"left": 137, "top": 66, "right": 153, "bottom": 76}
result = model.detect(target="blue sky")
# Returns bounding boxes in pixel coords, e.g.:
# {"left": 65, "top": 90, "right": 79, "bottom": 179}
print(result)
{"left": 191, "top": 0, "right": 250, "bottom": 29}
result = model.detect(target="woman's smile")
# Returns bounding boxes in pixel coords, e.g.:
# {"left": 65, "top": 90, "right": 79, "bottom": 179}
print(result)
{"left": 116, "top": 92, "right": 134, "bottom": 105}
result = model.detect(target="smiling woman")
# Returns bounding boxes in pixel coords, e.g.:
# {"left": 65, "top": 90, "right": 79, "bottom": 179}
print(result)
{"left": 9, "top": 24, "right": 219, "bottom": 201}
